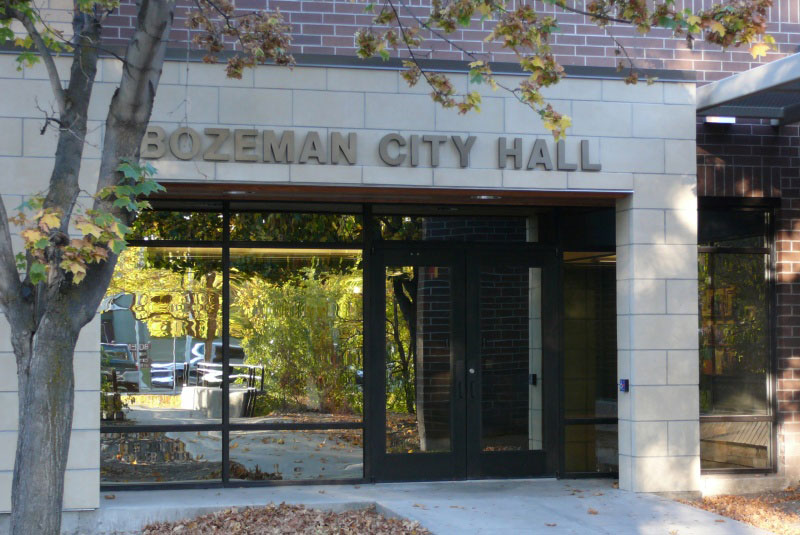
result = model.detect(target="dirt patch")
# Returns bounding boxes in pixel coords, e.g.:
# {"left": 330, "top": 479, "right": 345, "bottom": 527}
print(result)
{"left": 679, "top": 488, "right": 800, "bottom": 535}
{"left": 141, "top": 503, "right": 430, "bottom": 534}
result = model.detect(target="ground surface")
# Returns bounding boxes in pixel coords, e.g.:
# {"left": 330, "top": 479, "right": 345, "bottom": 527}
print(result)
{"left": 58, "top": 479, "right": 774, "bottom": 535}
{"left": 140, "top": 503, "right": 429, "bottom": 534}
{"left": 679, "top": 488, "right": 800, "bottom": 535}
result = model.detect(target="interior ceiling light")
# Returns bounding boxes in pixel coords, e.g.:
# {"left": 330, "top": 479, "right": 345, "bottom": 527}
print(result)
{"left": 470, "top": 195, "right": 502, "bottom": 200}
{"left": 704, "top": 116, "right": 736, "bottom": 124}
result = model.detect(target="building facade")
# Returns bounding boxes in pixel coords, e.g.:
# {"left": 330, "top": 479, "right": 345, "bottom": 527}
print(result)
{"left": 0, "top": 0, "right": 798, "bottom": 513}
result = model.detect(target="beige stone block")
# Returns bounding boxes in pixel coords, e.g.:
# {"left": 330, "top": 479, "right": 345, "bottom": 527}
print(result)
{"left": 617, "top": 314, "right": 630, "bottom": 350}
{"left": 630, "top": 279, "right": 666, "bottom": 314}
{"left": 618, "top": 419, "right": 631, "bottom": 456}
{"left": 0, "top": 119, "right": 22, "bottom": 156}
{"left": 667, "top": 280, "right": 698, "bottom": 315}
{"left": 66, "top": 430, "right": 99, "bottom": 470}
{"left": 0, "top": 315, "right": 12, "bottom": 353}
{"left": 627, "top": 243, "right": 697, "bottom": 280}
{"left": 403, "top": 73, "right": 467, "bottom": 95}
{"left": 154, "top": 86, "right": 219, "bottom": 124}
{"left": 187, "top": 64, "right": 254, "bottom": 87}
{"left": 632, "top": 421, "right": 668, "bottom": 457}
{"left": 664, "top": 83, "right": 696, "bottom": 105}
{"left": 0, "top": 470, "right": 10, "bottom": 512}
{"left": 541, "top": 78, "right": 602, "bottom": 101}
{"left": 502, "top": 170, "right": 567, "bottom": 190}
{"left": 616, "top": 209, "right": 631, "bottom": 247}
{"left": 632, "top": 174, "right": 696, "bottom": 211}
{"left": 362, "top": 166, "right": 433, "bottom": 186}
{"left": 20, "top": 55, "right": 72, "bottom": 81}
{"left": 327, "top": 68, "right": 398, "bottom": 93}
{"left": 568, "top": 172, "right": 633, "bottom": 191}
{"left": 72, "top": 390, "right": 99, "bottom": 430}
{"left": 504, "top": 100, "right": 570, "bottom": 135}
{"left": 435, "top": 97, "right": 504, "bottom": 133}
{"left": 0, "top": 54, "right": 22, "bottom": 79}
{"left": 0, "top": 79, "right": 54, "bottom": 117}
{"left": 154, "top": 160, "right": 216, "bottom": 182}
{"left": 665, "top": 209, "right": 697, "bottom": 245}
{"left": 571, "top": 101, "right": 632, "bottom": 138}
{"left": 630, "top": 350, "right": 667, "bottom": 385}
{"left": 3, "top": 156, "right": 55, "bottom": 192}
{"left": 0, "top": 354, "right": 15, "bottom": 392}
{"left": 632, "top": 104, "right": 695, "bottom": 140}
{"left": 669, "top": 421, "right": 700, "bottom": 456}
{"left": 63, "top": 469, "right": 99, "bottom": 509}
{"left": 667, "top": 350, "right": 698, "bottom": 385}
{"left": 102, "top": 58, "right": 183, "bottom": 85}
{"left": 629, "top": 209, "right": 665, "bottom": 244}
{"left": 631, "top": 455, "right": 700, "bottom": 492}
{"left": 618, "top": 454, "right": 632, "bottom": 491}
{"left": 602, "top": 79, "right": 663, "bottom": 103}
{"left": 74, "top": 316, "right": 100, "bottom": 353}
{"left": 290, "top": 164, "right": 361, "bottom": 184}
{"left": 293, "top": 90, "right": 364, "bottom": 129}
{"left": 74, "top": 352, "right": 100, "bottom": 392}
{"left": 630, "top": 314, "right": 699, "bottom": 351}
{"left": 469, "top": 73, "right": 520, "bottom": 97}
{"left": 255, "top": 65, "right": 326, "bottom": 90}
{"left": 78, "top": 158, "right": 101, "bottom": 194}
{"left": 86, "top": 82, "right": 117, "bottom": 122}
{"left": 0, "top": 393, "right": 18, "bottom": 431}
{"left": 617, "top": 279, "right": 630, "bottom": 315}
{"left": 631, "top": 385, "right": 698, "bottom": 421}
{"left": 665, "top": 140, "right": 698, "bottom": 175}
{"left": 0, "top": 431, "right": 15, "bottom": 471}
{"left": 434, "top": 168, "right": 502, "bottom": 188}
{"left": 365, "top": 93, "right": 435, "bottom": 130}
{"left": 600, "top": 138, "right": 664, "bottom": 174}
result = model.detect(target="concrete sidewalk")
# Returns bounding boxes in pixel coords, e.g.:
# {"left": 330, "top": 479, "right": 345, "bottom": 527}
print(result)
{"left": 33, "top": 479, "right": 775, "bottom": 534}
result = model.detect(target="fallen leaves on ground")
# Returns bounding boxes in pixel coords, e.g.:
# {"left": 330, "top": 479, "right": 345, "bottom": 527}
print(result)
{"left": 141, "top": 503, "right": 430, "bottom": 534}
{"left": 678, "top": 488, "right": 800, "bottom": 535}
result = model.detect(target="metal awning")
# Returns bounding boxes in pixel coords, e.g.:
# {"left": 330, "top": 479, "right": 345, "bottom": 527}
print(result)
{"left": 696, "top": 52, "right": 800, "bottom": 125}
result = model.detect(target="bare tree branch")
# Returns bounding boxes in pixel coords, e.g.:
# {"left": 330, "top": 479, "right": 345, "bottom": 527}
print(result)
{"left": 8, "top": 6, "right": 66, "bottom": 116}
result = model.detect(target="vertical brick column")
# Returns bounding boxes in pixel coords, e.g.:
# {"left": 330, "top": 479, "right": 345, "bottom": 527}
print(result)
{"left": 616, "top": 174, "right": 700, "bottom": 492}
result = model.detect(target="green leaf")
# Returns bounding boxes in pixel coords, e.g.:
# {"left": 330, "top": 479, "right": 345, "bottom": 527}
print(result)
{"left": 34, "top": 237, "right": 49, "bottom": 249}
{"left": 109, "top": 239, "right": 127, "bottom": 255}
{"left": 378, "top": 49, "right": 390, "bottom": 61}
{"left": 29, "top": 262, "right": 47, "bottom": 284}
{"left": 15, "top": 252, "right": 25, "bottom": 271}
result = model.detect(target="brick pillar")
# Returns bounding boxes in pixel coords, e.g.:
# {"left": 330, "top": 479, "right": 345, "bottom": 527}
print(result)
{"left": 616, "top": 173, "right": 701, "bottom": 492}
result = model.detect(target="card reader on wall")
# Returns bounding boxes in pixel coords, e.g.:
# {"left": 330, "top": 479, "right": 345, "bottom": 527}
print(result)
{"left": 619, "top": 379, "right": 629, "bottom": 392}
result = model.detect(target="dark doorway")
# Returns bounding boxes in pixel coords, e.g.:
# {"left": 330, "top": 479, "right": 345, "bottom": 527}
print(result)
{"left": 369, "top": 244, "right": 560, "bottom": 481}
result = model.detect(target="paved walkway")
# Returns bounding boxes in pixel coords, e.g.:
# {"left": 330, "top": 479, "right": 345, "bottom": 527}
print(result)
{"left": 59, "top": 479, "right": 769, "bottom": 534}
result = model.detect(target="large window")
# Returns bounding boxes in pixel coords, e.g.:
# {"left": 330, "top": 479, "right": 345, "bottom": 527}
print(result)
{"left": 698, "top": 200, "right": 775, "bottom": 472}
{"left": 100, "top": 203, "right": 364, "bottom": 486}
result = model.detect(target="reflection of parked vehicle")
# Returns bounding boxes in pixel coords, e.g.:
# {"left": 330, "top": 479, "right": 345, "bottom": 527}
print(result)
{"left": 191, "top": 342, "right": 245, "bottom": 364}
{"left": 100, "top": 344, "right": 139, "bottom": 392}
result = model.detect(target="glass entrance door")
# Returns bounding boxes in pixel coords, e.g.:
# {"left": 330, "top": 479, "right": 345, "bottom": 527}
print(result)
{"left": 370, "top": 247, "right": 558, "bottom": 481}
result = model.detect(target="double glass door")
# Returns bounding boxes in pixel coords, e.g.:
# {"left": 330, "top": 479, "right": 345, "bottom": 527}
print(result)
{"left": 370, "top": 246, "right": 559, "bottom": 481}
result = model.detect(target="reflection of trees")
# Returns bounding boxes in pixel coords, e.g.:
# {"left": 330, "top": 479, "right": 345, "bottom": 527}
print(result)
{"left": 699, "top": 252, "right": 768, "bottom": 414}
{"left": 386, "top": 268, "right": 418, "bottom": 415}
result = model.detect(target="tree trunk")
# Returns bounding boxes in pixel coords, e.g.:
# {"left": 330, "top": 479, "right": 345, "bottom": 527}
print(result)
{"left": 10, "top": 307, "right": 78, "bottom": 535}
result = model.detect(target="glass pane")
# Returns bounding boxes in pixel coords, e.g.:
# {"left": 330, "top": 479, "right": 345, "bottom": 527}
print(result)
{"left": 563, "top": 262, "right": 618, "bottom": 419}
{"left": 385, "top": 266, "right": 452, "bottom": 454}
{"left": 479, "top": 266, "right": 541, "bottom": 452}
{"left": 230, "top": 212, "right": 362, "bottom": 242}
{"left": 699, "top": 253, "right": 769, "bottom": 416}
{"left": 377, "top": 215, "right": 537, "bottom": 242}
{"left": 701, "top": 421, "right": 771, "bottom": 469}
{"left": 102, "top": 247, "right": 223, "bottom": 426}
{"left": 699, "top": 209, "right": 767, "bottom": 248}
{"left": 229, "top": 429, "right": 363, "bottom": 481}
{"left": 128, "top": 211, "right": 223, "bottom": 241}
{"left": 564, "top": 424, "right": 618, "bottom": 473}
{"left": 101, "top": 431, "right": 221, "bottom": 483}
{"left": 228, "top": 248, "right": 363, "bottom": 425}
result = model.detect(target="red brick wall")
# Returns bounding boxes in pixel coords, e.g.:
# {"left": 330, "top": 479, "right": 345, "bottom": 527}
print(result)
{"left": 102, "top": 0, "right": 798, "bottom": 80}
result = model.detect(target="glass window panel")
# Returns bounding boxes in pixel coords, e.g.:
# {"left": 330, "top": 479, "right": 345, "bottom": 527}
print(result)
{"left": 128, "top": 211, "right": 223, "bottom": 241}
{"left": 563, "top": 262, "right": 618, "bottom": 419}
{"left": 385, "top": 266, "right": 452, "bottom": 454}
{"left": 479, "top": 266, "right": 541, "bottom": 452}
{"left": 564, "top": 424, "right": 619, "bottom": 473}
{"left": 700, "top": 421, "right": 771, "bottom": 469}
{"left": 229, "top": 430, "right": 363, "bottom": 481}
{"left": 101, "top": 431, "right": 221, "bottom": 483}
{"left": 699, "top": 253, "right": 769, "bottom": 416}
{"left": 228, "top": 248, "right": 363, "bottom": 425}
{"left": 230, "top": 212, "right": 362, "bottom": 242}
{"left": 699, "top": 209, "right": 767, "bottom": 248}
{"left": 376, "top": 216, "right": 537, "bottom": 242}
{"left": 101, "top": 247, "right": 223, "bottom": 426}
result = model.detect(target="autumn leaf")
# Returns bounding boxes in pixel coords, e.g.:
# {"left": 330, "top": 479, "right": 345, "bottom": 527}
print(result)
{"left": 710, "top": 21, "right": 726, "bottom": 36}
{"left": 39, "top": 211, "right": 61, "bottom": 231}
{"left": 588, "top": 508, "right": 599, "bottom": 515}
{"left": 76, "top": 220, "right": 103, "bottom": 239}
{"left": 750, "top": 42, "right": 769, "bottom": 58}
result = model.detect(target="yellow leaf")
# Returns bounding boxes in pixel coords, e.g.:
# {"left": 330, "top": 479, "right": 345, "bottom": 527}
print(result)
{"left": 39, "top": 212, "right": 61, "bottom": 231}
{"left": 687, "top": 15, "right": 701, "bottom": 26}
{"left": 710, "top": 22, "right": 726, "bottom": 36}
{"left": 21, "top": 229, "right": 44, "bottom": 244}
{"left": 60, "top": 259, "right": 87, "bottom": 284}
{"left": 76, "top": 221, "right": 103, "bottom": 239}
{"left": 750, "top": 42, "right": 770, "bottom": 59}
{"left": 531, "top": 56, "right": 545, "bottom": 69}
